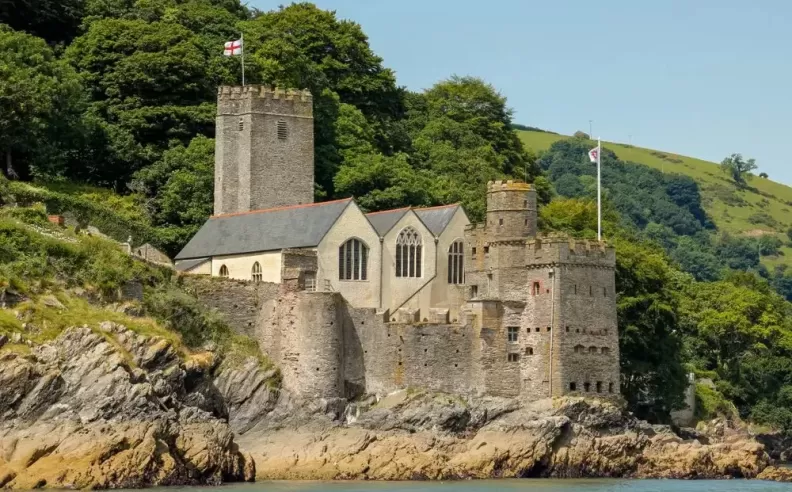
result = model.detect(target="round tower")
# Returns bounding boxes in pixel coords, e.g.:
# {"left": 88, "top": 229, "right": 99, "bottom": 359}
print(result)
{"left": 486, "top": 180, "right": 537, "bottom": 238}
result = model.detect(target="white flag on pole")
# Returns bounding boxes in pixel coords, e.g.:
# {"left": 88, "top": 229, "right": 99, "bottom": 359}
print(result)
{"left": 223, "top": 39, "right": 243, "bottom": 56}
{"left": 588, "top": 146, "right": 599, "bottom": 163}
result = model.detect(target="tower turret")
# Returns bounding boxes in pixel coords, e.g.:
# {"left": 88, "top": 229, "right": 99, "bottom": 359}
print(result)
{"left": 214, "top": 85, "right": 314, "bottom": 215}
{"left": 486, "top": 180, "right": 537, "bottom": 238}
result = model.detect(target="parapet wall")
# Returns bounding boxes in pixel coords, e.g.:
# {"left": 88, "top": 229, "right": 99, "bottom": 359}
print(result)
{"left": 217, "top": 85, "right": 313, "bottom": 117}
{"left": 180, "top": 275, "right": 280, "bottom": 338}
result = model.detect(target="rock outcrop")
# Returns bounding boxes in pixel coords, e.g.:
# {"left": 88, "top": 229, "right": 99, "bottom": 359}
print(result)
{"left": 0, "top": 324, "right": 253, "bottom": 489}
{"left": 0, "top": 323, "right": 782, "bottom": 487}
{"left": 232, "top": 391, "right": 771, "bottom": 481}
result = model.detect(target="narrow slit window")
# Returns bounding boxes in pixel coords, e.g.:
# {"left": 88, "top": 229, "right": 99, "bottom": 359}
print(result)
{"left": 447, "top": 240, "right": 464, "bottom": 284}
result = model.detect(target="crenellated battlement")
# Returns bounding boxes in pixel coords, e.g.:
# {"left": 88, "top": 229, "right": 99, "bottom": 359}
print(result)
{"left": 526, "top": 235, "right": 615, "bottom": 266}
{"left": 217, "top": 85, "right": 312, "bottom": 102}
{"left": 486, "top": 179, "right": 532, "bottom": 192}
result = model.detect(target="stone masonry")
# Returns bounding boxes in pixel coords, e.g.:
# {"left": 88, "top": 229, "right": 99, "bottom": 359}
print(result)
{"left": 187, "top": 179, "right": 620, "bottom": 402}
{"left": 214, "top": 85, "right": 314, "bottom": 215}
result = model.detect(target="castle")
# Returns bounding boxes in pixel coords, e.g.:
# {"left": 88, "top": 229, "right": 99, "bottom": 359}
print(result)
{"left": 175, "top": 85, "right": 620, "bottom": 400}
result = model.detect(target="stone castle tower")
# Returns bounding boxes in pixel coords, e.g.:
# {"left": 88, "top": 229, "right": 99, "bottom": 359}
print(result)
{"left": 214, "top": 85, "right": 314, "bottom": 215}
{"left": 465, "top": 180, "right": 619, "bottom": 398}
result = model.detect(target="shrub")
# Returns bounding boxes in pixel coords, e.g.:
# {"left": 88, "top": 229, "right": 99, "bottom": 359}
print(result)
{"left": 695, "top": 383, "right": 738, "bottom": 421}
{"left": 748, "top": 211, "right": 778, "bottom": 228}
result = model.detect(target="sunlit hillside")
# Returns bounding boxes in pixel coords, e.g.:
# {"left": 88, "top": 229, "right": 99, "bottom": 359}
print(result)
{"left": 518, "top": 130, "right": 792, "bottom": 269}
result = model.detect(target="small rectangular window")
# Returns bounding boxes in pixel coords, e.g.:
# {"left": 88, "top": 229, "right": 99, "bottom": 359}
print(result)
{"left": 609, "top": 382, "right": 614, "bottom": 393}
{"left": 508, "top": 353, "right": 520, "bottom": 362}
{"left": 603, "top": 287, "right": 607, "bottom": 296}
{"left": 277, "top": 119, "right": 288, "bottom": 139}
{"left": 472, "top": 246, "right": 477, "bottom": 255}
{"left": 471, "top": 285, "right": 478, "bottom": 298}
{"left": 532, "top": 282, "right": 540, "bottom": 295}
{"left": 484, "top": 245, "right": 490, "bottom": 254}
{"left": 507, "top": 326, "right": 519, "bottom": 342}
{"left": 570, "top": 382, "right": 577, "bottom": 391}
{"left": 304, "top": 272, "right": 316, "bottom": 292}
{"left": 596, "top": 381, "right": 603, "bottom": 393}
{"left": 498, "top": 218, "right": 503, "bottom": 226}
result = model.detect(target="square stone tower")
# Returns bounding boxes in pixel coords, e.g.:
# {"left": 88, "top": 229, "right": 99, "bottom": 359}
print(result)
{"left": 214, "top": 85, "right": 314, "bottom": 215}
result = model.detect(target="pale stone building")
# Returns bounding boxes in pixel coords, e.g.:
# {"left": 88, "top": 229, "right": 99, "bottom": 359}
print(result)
{"left": 175, "top": 85, "right": 620, "bottom": 401}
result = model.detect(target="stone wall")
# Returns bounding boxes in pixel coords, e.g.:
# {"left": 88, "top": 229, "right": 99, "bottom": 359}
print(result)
{"left": 181, "top": 275, "right": 280, "bottom": 338}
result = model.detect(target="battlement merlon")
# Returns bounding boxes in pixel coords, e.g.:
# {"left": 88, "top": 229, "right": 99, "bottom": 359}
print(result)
{"left": 217, "top": 85, "right": 313, "bottom": 117}
{"left": 526, "top": 236, "right": 616, "bottom": 266}
{"left": 486, "top": 179, "right": 533, "bottom": 192}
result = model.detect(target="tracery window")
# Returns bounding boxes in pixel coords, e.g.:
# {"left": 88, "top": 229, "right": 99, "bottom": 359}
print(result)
{"left": 395, "top": 227, "right": 422, "bottom": 278}
{"left": 447, "top": 240, "right": 464, "bottom": 284}
{"left": 251, "top": 261, "right": 262, "bottom": 282}
{"left": 219, "top": 264, "right": 229, "bottom": 278}
{"left": 339, "top": 238, "right": 368, "bottom": 281}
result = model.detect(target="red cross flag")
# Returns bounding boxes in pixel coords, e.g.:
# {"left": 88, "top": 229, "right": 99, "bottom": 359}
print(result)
{"left": 224, "top": 39, "right": 243, "bottom": 56}
{"left": 588, "top": 146, "right": 599, "bottom": 163}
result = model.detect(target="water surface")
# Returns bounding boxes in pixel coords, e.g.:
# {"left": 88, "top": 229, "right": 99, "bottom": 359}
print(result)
{"left": 154, "top": 480, "right": 791, "bottom": 492}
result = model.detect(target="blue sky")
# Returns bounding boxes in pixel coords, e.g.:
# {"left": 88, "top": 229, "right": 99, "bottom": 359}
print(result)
{"left": 250, "top": 1, "right": 791, "bottom": 185}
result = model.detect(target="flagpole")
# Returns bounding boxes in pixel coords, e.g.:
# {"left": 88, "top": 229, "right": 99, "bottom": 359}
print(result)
{"left": 597, "top": 137, "right": 602, "bottom": 241}
{"left": 240, "top": 33, "right": 245, "bottom": 86}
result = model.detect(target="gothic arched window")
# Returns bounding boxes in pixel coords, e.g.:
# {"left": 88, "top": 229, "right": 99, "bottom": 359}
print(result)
{"left": 339, "top": 238, "right": 368, "bottom": 281}
{"left": 251, "top": 261, "right": 262, "bottom": 282}
{"left": 395, "top": 227, "right": 422, "bottom": 278}
{"left": 447, "top": 239, "right": 464, "bottom": 284}
{"left": 219, "top": 264, "right": 229, "bottom": 278}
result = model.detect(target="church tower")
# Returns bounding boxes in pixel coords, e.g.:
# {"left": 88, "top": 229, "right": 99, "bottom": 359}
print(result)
{"left": 214, "top": 85, "right": 314, "bottom": 215}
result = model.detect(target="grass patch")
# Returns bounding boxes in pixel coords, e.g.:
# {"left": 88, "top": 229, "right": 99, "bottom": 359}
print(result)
{"left": 518, "top": 129, "right": 792, "bottom": 269}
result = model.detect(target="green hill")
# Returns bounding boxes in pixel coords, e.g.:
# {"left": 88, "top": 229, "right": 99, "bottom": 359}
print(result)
{"left": 518, "top": 130, "right": 792, "bottom": 269}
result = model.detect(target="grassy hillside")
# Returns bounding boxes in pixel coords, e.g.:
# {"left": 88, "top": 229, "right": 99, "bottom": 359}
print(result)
{"left": 519, "top": 130, "right": 792, "bottom": 269}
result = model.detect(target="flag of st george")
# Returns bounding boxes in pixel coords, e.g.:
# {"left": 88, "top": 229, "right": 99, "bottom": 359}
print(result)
{"left": 224, "top": 39, "right": 242, "bottom": 56}
{"left": 588, "top": 146, "right": 599, "bottom": 163}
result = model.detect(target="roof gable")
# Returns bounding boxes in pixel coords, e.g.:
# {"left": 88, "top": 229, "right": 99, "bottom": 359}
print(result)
{"left": 175, "top": 199, "right": 352, "bottom": 260}
{"left": 414, "top": 204, "right": 461, "bottom": 236}
{"left": 365, "top": 207, "right": 410, "bottom": 236}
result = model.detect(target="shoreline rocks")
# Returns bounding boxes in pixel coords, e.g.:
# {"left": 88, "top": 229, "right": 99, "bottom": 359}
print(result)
{"left": 0, "top": 323, "right": 785, "bottom": 487}
{"left": 0, "top": 325, "right": 253, "bottom": 489}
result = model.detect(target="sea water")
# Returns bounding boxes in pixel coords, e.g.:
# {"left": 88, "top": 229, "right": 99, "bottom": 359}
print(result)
{"left": 149, "top": 480, "right": 792, "bottom": 492}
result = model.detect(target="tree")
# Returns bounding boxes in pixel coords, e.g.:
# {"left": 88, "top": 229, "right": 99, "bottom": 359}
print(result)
{"left": 133, "top": 135, "right": 214, "bottom": 255}
{"left": 573, "top": 130, "right": 590, "bottom": 139}
{"left": 242, "top": 2, "right": 406, "bottom": 197}
{"left": 759, "top": 172, "right": 769, "bottom": 179}
{"left": 615, "top": 239, "right": 688, "bottom": 421}
{"left": 720, "top": 153, "right": 757, "bottom": 187}
{"left": 66, "top": 17, "right": 229, "bottom": 187}
{"left": 0, "top": 25, "right": 85, "bottom": 180}
{"left": 0, "top": 0, "right": 85, "bottom": 44}
{"left": 407, "top": 76, "right": 540, "bottom": 220}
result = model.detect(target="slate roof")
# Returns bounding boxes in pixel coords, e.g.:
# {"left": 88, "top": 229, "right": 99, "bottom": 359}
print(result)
{"left": 365, "top": 208, "right": 410, "bottom": 236}
{"left": 174, "top": 257, "right": 209, "bottom": 272}
{"left": 175, "top": 199, "right": 352, "bottom": 260}
{"left": 414, "top": 204, "right": 461, "bottom": 236}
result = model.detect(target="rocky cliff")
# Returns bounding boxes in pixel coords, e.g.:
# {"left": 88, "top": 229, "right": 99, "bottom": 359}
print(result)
{"left": 0, "top": 324, "right": 254, "bottom": 489}
{"left": 0, "top": 323, "right": 781, "bottom": 488}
